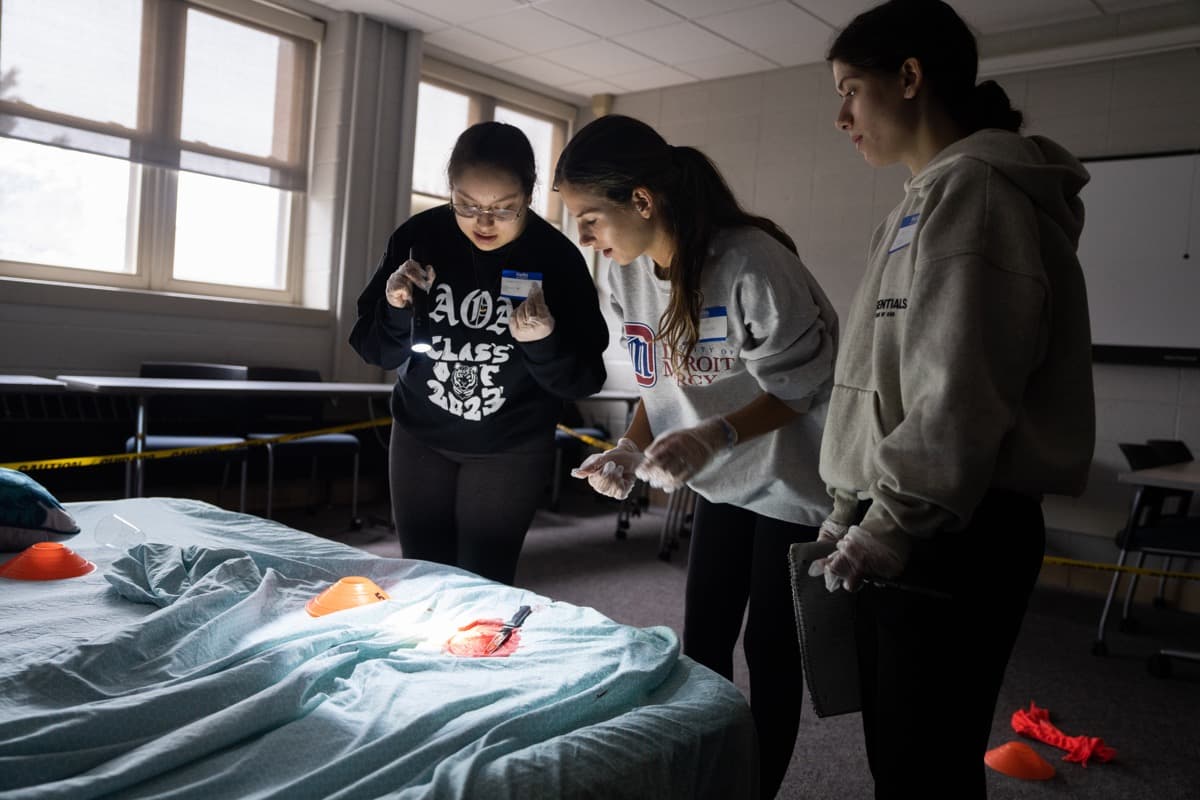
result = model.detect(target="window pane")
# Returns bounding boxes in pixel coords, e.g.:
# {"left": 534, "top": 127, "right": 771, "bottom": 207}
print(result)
{"left": 412, "top": 83, "right": 470, "bottom": 198}
{"left": 173, "top": 172, "right": 289, "bottom": 290}
{"left": 0, "top": 138, "right": 135, "bottom": 273}
{"left": 494, "top": 106, "right": 554, "bottom": 218}
{"left": 0, "top": 0, "right": 141, "bottom": 129}
{"left": 181, "top": 9, "right": 290, "bottom": 159}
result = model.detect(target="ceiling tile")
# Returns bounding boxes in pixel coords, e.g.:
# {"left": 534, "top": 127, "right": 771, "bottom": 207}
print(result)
{"left": 541, "top": 39, "right": 661, "bottom": 77}
{"left": 560, "top": 77, "right": 624, "bottom": 97}
{"left": 535, "top": 0, "right": 682, "bottom": 38}
{"left": 789, "top": 0, "right": 881, "bottom": 28}
{"left": 699, "top": 1, "right": 832, "bottom": 55}
{"left": 616, "top": 22, "right": 745, "bottom": 64}
{"left": 755, "top": 36, "right": 829, "bottom": 67}
{"left": 463, "top": 8, "right": 596, "bottom": 54}
{"left": 652, "top": 0, "right": 776, "bottom": 17}
{"left": 950, "top": 0, "right": 1101, "bottom": 35}
{"left": 494, "top": 54, "right": 590, "bottom": 87}
{"left": 424, "top": 27, "right": 524, "bottom": 63}
{"left": 609, "top": 65, "right": 697, "bottom": 92}
{"left": 397, "top": 0, "right": 524, "bottom": 26}
{"left": 352, "top": 0, "right": 451, "bottom": 31}
{"left": 678, "top": 50, "right": 775, "bottom": 80}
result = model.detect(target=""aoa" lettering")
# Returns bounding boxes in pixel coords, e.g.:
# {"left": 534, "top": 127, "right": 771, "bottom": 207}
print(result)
{"left": 429, "top": 284, "right": 512, "bottom": 334}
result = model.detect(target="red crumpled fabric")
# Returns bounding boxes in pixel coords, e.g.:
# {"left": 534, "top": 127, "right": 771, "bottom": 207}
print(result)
{"left": 1011, "top": 702, "right": 1116, "bottom": 766}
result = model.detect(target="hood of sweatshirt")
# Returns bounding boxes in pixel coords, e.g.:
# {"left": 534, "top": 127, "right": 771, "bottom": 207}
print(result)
{"left": 906, "top": 129, "right": 1090, "bottom": 247}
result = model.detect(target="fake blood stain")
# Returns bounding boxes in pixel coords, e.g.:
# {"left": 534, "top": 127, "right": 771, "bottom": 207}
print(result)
{"left": 444, "top": 619, "right": 521, "bottom": 657}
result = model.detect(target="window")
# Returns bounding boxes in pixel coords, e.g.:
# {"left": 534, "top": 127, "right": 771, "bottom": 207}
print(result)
{"left": 411, "top": 71, "right": 570, "bottom": 226}
{"left": 0, "top": 0, "right": 317, "bottom": 303}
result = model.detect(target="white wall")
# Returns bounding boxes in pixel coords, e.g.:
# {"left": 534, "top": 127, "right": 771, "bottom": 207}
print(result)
{"left": 605, "top": 48, "right": 1200, "bottom": 540}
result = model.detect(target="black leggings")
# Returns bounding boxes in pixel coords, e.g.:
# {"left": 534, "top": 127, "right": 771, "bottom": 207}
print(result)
{"left": 685, "top": 497, "right": 818, "bottom": 800}
{"left": 388, "top": 422, "right": 554, "bottom": 585}
{"left": 853, "top": 489, "right": 1045, "bottom": 799}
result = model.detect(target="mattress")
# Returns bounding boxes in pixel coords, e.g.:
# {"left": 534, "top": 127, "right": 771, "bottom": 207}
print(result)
{"left": 0, "top": 498, "right": 757, "bottom": 799}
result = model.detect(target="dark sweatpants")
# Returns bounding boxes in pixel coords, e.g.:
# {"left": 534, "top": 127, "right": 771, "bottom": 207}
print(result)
{"left": 853, "top": 489, "right": 1045, "bottom": 799}
{"left": 685, "top": 497, "right": 818, "bottom": 800}
{"left": 388, "top": 422, "right": 554, "bottom": 585}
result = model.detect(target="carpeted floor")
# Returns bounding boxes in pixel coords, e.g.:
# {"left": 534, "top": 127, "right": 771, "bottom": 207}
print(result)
{"left": 280, "top": 486, "right": 1200, "bottom": 800}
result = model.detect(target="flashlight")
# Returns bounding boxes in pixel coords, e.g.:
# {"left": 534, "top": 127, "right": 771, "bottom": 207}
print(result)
{"left": 409, "top": 247, "right": 432, "bottom": 354}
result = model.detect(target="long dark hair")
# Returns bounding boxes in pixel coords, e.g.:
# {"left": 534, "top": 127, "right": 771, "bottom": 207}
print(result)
{"left": 447, "top": 121, "right": 537, "bottom": 198}
{"left": 554, "top": 114, "right": 796, "bottom": 371}
{"left": 827, "top": 0, "right": 1023, "bottom": 133}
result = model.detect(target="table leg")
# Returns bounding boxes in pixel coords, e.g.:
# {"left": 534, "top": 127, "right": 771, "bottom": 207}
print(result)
{"left": 135, "top": 395, "right": 146, "bottom": 498}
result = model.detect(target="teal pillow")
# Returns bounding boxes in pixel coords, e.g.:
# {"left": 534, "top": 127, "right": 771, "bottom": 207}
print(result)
{"left": 0, "top": 467, "right": 80, "bottom": 552}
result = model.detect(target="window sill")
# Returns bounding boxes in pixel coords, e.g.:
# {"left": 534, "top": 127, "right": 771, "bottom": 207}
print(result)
{"left": 0, "top": 276, "right": 333, "bottom": 328}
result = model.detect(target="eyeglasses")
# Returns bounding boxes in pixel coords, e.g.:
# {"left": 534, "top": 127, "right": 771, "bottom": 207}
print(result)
{"left": 450, "top": 202, "right": 523, "bottom": 223}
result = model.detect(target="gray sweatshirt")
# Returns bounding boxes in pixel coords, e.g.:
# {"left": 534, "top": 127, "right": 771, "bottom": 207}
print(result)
{"left": 608, "top": 226, "right": 837, "bottom": 525}
{"left": 819, "top": 130, "right": 1096, "bottom": 539}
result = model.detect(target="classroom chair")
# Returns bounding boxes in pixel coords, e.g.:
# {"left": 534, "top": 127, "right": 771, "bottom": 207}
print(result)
{"left": 245, "top": 366, "right": 361, "bottom": 528}
{"left": 124, "top": 361, "right": 249, "bottom": 512}
{"left": 1093, "top": 441, "right": 1200, "bottom": 668}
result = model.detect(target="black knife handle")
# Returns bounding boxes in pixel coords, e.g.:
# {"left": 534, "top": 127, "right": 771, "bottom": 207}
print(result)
{"left": 508, "top": 605, "right": 532, "bottom": 628}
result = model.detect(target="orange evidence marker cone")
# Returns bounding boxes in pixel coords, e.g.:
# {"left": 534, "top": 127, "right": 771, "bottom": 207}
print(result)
{"left": 984, "top": 741, "right": 1056, "bottom": 780}
{"left": 305, "top": 576, "right": 390, "bottom": 617}
{"left": 0, "top": 542, "right": 97, "bottom": 581}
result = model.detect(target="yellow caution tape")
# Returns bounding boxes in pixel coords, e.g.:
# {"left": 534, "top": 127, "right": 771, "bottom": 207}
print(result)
{"left": 0, "top": 418, "right": 393, "bottom": 472}
{"left": 9, "top": 417, "right": 1200, "bottom": 585}
{"left": 1042, "top": 555, "right": 1200, "bottom": 582}
{"left": 556, "top": 424, "right": 615, "bottom": 451}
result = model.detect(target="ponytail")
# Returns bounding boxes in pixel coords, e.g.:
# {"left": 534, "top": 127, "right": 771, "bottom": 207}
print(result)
{"left": 661, "top": 145, "right": 796, "bottom": 370}
{"left": 962, "top": 80, "right": 1023, "bottom": 133}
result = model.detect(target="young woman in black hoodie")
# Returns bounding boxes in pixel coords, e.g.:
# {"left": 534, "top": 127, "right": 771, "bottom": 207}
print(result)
{"left": 350, "top": 122, "right": 608, "bottom": 585}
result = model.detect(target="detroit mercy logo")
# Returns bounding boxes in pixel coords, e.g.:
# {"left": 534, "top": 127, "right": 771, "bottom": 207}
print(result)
{"left": 623, "top": 322, "right": 656, "bottom": 388}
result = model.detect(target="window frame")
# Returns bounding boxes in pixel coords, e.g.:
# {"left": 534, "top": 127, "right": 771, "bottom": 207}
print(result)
{"left": 0, "top": 0, "right": 318, "bottom": 305}
{"left": 415, "top": 60, "right": 576, "bottom": 228}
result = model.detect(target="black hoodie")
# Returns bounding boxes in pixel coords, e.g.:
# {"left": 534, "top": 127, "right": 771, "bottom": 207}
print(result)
{"left": 350, "top": 205, "right": 608, "bottom": 453}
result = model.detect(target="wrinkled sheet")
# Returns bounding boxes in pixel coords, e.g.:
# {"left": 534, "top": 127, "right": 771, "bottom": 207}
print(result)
{"left": 0, "top": 498, "right": 756, "bottom": 799}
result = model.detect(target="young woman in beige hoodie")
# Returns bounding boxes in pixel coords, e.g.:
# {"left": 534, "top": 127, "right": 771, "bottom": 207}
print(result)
{"left": 812, "top": 0, "right": 1095, "bottom": 796}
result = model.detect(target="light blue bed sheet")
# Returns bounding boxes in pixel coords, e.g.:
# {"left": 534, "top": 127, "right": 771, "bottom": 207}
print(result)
{"left": 0, "top": 498, "right": 756, "bottom": 799}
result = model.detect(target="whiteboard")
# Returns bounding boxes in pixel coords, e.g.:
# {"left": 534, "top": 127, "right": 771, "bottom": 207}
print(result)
{"left": 1077, "top": 153, "right": 1200, "bottom": 354}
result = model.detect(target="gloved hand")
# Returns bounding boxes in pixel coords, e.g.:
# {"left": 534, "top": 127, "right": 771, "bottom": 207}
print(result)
{"left": 821, "top": 524, "right": 911, "bottom": 593}
{"left": 570, "top": 437, "right": 643, "bottom": 500}
{"left": 807, "top": 519, "right": 851, "bottom": 592}
{"left": 509, "top": 286, "right": 555, "bottom": 342}
{"left": 635, "top": 416, "right": 737, "bottom": 493}
{"left": 385, "top": 258, "right": 436, "bottom": 308}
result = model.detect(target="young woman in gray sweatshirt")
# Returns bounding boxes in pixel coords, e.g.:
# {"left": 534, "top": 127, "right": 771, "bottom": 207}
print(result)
{"left": 814, "top": 1, "right": 1096, "bottom": 797}
{"left": 556, "top": 114, "right": 838, "bottom": 800}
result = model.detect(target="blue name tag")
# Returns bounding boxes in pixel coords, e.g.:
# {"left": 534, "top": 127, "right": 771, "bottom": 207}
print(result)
{"left": 698, "top": 306, "right": 728, "bottom": 342}
{"left": 500, "top": 270, "right": 544, "bottom": 299}
{"left": 888, "top": 213, "right": 920, "bottom": 254}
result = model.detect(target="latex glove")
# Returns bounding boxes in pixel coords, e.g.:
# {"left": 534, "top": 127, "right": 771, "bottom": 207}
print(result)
{"left": 570, "top": 437, "right": 643, "bottom": 500}
{"left": 509, "top": 285, "right": 555, "bottom": 342}
{"left": 807, "top": 519, "right": 850, "bottom": 592}
{"left": 822, "top": 524, "right": 911, "bottom": 593}
{"left": 635, "top": 416, "right": 736, "bottom": 493}
{"left": 385, "top": 258, "right": 436, "bottom": 308}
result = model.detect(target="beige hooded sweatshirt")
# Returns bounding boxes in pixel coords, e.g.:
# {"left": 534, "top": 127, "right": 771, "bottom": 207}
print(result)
{"left": 818, "top": 129, "right": 1095, "bottom": 539}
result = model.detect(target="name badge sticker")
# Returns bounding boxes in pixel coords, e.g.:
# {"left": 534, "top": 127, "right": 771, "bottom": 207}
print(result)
{"left": 888, "top": 213, "right": 920, "bottom": 254}
{"left": 698, "top": 306, "right": 728, "bottom": 342}
{"left": 500, "top": 270, "right": 544, "bottom": 300}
